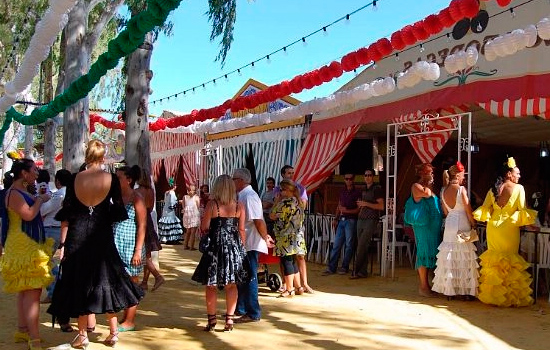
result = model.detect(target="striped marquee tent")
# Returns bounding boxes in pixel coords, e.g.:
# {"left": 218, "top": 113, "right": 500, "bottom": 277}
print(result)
{"left": 302, "top": 0, "right": 550, "bottom": 188}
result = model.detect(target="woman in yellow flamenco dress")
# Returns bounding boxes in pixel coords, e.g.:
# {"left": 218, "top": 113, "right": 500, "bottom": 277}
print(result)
{"left": 473, "top": 157, "right": 536, "bottom": 307}
{"left": 0, "top": 159, "right": 54, "bottom": 350}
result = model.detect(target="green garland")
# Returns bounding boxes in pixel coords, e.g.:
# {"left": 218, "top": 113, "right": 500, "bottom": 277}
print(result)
{"left": 0, "top": 0, "right": 182, "bottom": 146}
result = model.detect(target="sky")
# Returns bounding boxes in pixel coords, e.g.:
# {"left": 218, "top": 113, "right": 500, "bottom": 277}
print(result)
{"left": 111, "top": 0, "right": 453, "bottom": 118}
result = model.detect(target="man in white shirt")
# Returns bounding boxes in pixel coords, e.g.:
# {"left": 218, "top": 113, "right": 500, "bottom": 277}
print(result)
{"left": 40, "top": 169, "right": 72, "bottom": 304}
{"left": 232, "top": 168, "right": 274, "bottom": 322}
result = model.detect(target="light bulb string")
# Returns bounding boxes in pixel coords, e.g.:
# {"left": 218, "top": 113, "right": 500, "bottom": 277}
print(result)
{"left": 149, "top": 0, "right": 380, "bottom": 105}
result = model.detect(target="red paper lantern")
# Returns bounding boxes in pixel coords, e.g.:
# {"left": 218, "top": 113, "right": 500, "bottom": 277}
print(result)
{"left": 319, "top": 66, "right": 332, "bottom": 82}
{"left": 496, "top": 0, "right": 512, "bottom": 6}
{"left": 280, "top": 80, "right": 292, "bottom": 96}
{"left": 390, "top": 31, "right": 406, "bottom": 50}
{"left": 376, "top": 38, "right": 393, "bottom": 56}
{"left": 424, "top": 14, "right": 443, "bottom": 35}
{"left": 438, "top": 8, "right": 455, "bottom": 28}
{"left": 412, "top": 21, "right": 430, "bottom": 41}
{"left": 356, "top": 47, "right": 370, "bottom": 65}
{"left": 328, "top": 61, "right": 343, "bottom": 78}
{"left": 460, "top": 0, "right": 480, "bottom": 18}
{"left": 401, "top": 25, "right": 417, "bottom": 46}
{"left": 310, "top": 70, "right": 323, "bottom": 86}
{"left": 366, "top": 43, "right": 381, "bottom": 62}
{"left": 449, "top": 0, "right": 464, "bottom": 22}
{"left": 341, "top": 54, "right": 354, "bottom": 72}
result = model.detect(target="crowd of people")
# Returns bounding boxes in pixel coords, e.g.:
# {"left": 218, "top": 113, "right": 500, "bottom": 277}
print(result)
{"left": 403, "top": 157, "right": 537, "bottom": 306}
{"left": 0, "top": 141, "right": 543, "bottom": 348}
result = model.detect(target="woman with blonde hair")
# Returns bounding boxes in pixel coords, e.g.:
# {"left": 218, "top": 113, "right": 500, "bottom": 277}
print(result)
{"left": 0, "top": 158, "right": 53, "bottom": 350}
{"left": 192, "top": 174, "right": 249, "bottom": 332}
{"left": 181, "top": 184, "right": 200, "bottom": 250}
{"left": 47, "top": 139, "right": 143, "bottom": 348}
{"left": 404, "top": 163, "right": 442, "bottom": 297}
{"left": 473, "top": 156, "right": 536, "bottom": 306}
{"left": 269, "top": 179, "right": 305, "bottom": 297}
{"left": 432, "top": 161, "right": 479, "bottom": 300}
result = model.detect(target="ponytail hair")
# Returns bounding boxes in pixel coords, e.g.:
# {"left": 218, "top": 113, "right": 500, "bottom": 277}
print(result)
{"left": 117, "top": 165, "right": 141, "bottom": 188}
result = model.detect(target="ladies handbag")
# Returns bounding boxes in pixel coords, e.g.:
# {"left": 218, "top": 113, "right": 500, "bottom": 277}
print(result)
{"left": 457, "top": 228, "right": 479, "bottom": 243}
{"left": 199, "top": 234, "right": 210, "bottom": 253}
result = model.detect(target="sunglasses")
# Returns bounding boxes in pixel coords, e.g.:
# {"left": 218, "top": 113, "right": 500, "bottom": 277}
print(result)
{"left": 364, "top": 174, "right": 374, "bottom": 177}
{"left": 344, "top": 177, "right": 354, "bottom": 181}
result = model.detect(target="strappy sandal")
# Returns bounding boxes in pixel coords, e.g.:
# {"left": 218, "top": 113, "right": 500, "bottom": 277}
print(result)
{"left": 204, "top": 314, "right": 217, "bottom": 332}
{"left": 224, "top": 314, "right": 234, "bottom": 332}
{"left": 277, "top": 289, "right": 295, "bottom": 298}
{"left": 70, "top": 333, "right": 89, "bottom": 349}
{"left": 104, "top": 332, "right": 119, "bottom": 347}
{"left": 295, "top": 286, "right": 305, "bottom": 295}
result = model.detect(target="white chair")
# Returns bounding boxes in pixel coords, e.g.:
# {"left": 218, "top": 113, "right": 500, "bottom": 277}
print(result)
{"left": 387, "top": 240, "right": 414, "bottom": 268}
{"left": 536, "top": 234, "right": 550, "bottom": 303}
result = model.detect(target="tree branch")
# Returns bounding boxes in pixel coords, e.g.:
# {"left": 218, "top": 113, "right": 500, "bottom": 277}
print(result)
{"left": 85, "top": 0, "right": 124, "bottom": 50}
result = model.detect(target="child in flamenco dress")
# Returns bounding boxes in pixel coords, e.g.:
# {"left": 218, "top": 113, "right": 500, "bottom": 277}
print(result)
{"left": 158, "top": 178, "right": 184, "bottom": 244}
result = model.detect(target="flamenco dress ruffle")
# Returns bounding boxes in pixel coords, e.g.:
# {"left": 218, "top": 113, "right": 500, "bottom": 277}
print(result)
{"left": 0, "top": 210, "right": 54, "bottom": 293}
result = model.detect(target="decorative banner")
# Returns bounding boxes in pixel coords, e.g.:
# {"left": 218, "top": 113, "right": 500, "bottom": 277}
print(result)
{"left": 0, "top": 0, "right": 184, "bottom": 145}
{"left": 0, "top": 0, "right": 78, "bottom": 146}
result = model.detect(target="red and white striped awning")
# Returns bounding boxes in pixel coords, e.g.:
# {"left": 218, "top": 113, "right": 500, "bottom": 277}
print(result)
{"left": 394, "top": 105, "right": 469, "bottom": 164}
{"left": 294, "top": 125, "right": 359, "bottom": 193}
{"left": 477, "top": 97, "right": 550, "bottom": 120}
{"left": 150, "top": 131, "right": 203, "bottom": 186}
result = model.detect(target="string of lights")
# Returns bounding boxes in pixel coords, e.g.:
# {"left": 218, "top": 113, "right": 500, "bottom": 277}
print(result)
{"left": 149, "top": 0, "right": 382, "bottom": 106}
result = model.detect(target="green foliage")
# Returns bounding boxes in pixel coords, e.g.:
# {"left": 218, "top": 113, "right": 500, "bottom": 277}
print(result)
{"left": 0, "top": 0, "right": 48, "bottom": 81}
{"left": 206, "top": 0, "right": 237, "bottom": 66}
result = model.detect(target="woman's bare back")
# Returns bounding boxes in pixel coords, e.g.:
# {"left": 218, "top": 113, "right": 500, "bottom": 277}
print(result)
{"left": 496, "top": 182, "right": 516, "bottom": 208}
{"left": 74, "top": 170, "right": 112, "bottom": 207}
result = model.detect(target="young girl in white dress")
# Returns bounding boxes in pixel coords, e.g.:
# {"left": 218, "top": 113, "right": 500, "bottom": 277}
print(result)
{"left": 181, "top": 185, "right": 200, "bottom": 250}
{"left": 432, "top": 162, "right": 479, "bottom": 300}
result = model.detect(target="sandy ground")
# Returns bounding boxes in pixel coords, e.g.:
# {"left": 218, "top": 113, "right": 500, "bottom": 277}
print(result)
{"left": 1, "top": 245, "right": 549, "bottom": 350}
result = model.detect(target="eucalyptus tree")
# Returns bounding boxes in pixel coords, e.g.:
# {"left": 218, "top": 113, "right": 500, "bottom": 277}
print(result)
{"left": 123, "top": 0, "right": 238, "bottom": 174}
{"left": 61, "top": 0, "right": 124, "bottom": 172}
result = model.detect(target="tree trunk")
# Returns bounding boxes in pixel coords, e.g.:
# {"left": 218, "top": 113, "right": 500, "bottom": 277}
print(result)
{"left": 62, "top": 0, "right": 90, "bottom": 173}
{"left": 43, "top": 53, "right": 56, "bottom": 178}
{"left": 124, "top": 32, "right": 153, "bottom": 174}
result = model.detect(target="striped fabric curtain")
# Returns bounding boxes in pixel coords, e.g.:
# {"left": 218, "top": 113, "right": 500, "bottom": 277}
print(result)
{"left": 477, "top": 97, "right": 550, "bottom": 120}
{"left": 150, "top": 131, "right": 203, "bottom": 182}
{"left": 395, "top": 105, "right": 469, "bottom": 164}
{"left": 250, "top": 126, "right": 303, "bottom": 195}
{"left": 294, "top": 125, "right": 359, "bottom": 193}
{"left": 207, "top": 139, "right": 248, "bottom": 182}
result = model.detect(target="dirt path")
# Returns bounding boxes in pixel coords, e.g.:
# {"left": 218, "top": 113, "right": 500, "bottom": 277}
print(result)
{"left": 1, "top": 245, "right": 549, "bottom": 350}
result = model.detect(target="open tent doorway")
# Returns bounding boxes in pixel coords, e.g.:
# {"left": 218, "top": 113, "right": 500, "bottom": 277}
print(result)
{"left": 383, "top": 112, "right": 472, "bottom": 278}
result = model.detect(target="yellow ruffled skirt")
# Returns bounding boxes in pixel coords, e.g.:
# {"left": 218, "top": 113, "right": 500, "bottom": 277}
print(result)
{"left": 478, "top": 250, "right": 533, "bottom": 307}
{"left": 0, "top": 229, "right": 54, "bottom": 293}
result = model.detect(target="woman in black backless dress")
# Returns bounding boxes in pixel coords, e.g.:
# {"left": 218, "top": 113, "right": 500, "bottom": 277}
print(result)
{"left": 48, "top": 140, "right": 143, "bottom": 348}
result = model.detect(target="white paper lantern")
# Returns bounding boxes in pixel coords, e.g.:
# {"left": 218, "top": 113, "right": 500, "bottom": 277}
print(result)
{"left": 382, "top": 77, "right": 396, "bottom": 93}
{"left": 465, "top": 46, "right": 478, "bottom": 67}
{"left": 524, "top": 25, "right": 538, "bottom": 47}
{"left": 444, "top": 54, "right": 458, "bottom": 73}
{"left": 396, "top": 72, "right": 406, "bottom": 89}
{"left": 426, "top": 62, "right": 441, "bottom": 80}
{"left": 537, "top": 17, "right": 550, "bottom": 40}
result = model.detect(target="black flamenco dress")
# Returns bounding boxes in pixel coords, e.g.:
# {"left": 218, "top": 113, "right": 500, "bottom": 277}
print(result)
{"left": 192, "top": 201, "right": 250, "bottom": 289}
{"left": 47, "top": 173, "right": 144, "bottom": 318}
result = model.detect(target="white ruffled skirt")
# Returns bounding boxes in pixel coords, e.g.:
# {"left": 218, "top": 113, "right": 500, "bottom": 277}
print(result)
{"left": 432, "top": 241, "right": 479, "bottom": 296}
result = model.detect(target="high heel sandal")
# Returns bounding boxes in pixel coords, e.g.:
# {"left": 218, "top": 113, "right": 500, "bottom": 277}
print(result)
{"left": 277, "top": 289, "right": 295, "bottom": 298}
{"left": 224, "top": 314, "right": 234, "bottom": 332}
{"left": 28, "top": 338, "right": 42, "bottom": 350}
{"left": 70, "top": 334, "right": 89, "bottom": 349}
{"left": 104, "top": 332, "right": 119, "bottom": 347}
{"left": 203, "top": 314, "right": 217, "bottom": 332}
{"left": 14, "top": 330, "right": 30, "bottom": 343}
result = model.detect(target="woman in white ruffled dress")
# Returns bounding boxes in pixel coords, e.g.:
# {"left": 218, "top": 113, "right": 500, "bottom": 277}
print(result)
{"left": 158, "top": 179, "right": 184, "bottom": 244}
{"left": 432, "top": 162, "right": 479, "bottom": 300}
